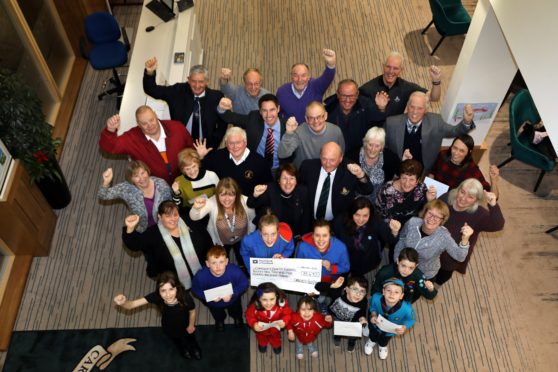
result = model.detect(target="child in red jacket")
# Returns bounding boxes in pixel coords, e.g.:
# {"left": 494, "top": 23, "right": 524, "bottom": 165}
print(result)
{"left": 287, "top": 296, "right": 332, "bottom": 359}
{"left": 246, "top": 282, "right": 292, "bottom": 354}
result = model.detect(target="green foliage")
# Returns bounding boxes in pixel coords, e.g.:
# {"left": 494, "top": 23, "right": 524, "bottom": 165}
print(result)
{"left": 0, "top": 68, "right": 61, "bottom": 182}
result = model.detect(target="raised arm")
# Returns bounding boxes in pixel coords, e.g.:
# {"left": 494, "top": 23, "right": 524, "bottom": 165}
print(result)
{"left": 113, "top": 294, "right": 148, "bottom": 310}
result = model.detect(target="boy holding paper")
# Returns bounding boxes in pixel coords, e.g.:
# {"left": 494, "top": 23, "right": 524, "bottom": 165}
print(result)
{"left": 191, "top": 245, "right": 249, "bottom": 331}
{"left": 365, "top": 278, "right": 416, "bottom": 359}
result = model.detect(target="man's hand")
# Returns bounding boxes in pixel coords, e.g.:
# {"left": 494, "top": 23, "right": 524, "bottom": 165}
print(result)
{"left": 102, "top": 168, "right": 113, "bottom": 187}
{"left": 218, "top": 97, "right": 233, "bottom": 112}
{"left": 286, "top": 116, "right": 298, "bottom": 134}
{"left": 220, "top": 67, "right": 232, "bottom": 83}
{"left": 463, "top": 104, "right": 474, "bottom": 124}
{"left": 429, "top": 65, "right": 442, "bottom": 83}
{"left": 323, "top": 49, "right": 337, "bottom": 68}
{"left": 347, "top": 163, "right": 365, "bottom": 179}
{"left": 145, "top": 57, "right": 158, "bottom": 75}
{"left": 253, "top": 184, "right": 268, "bottom": 198}
{"left": 375, "top": 91, "right": 390, "bottom": 111}
{"left": 402, "top": 148, "right": 413, "bottom": 161}
{"left": 106, "top": 114, "right": 121, "bottom": 133}
{"left": 193, "top": 138, "right": 213, "bottom": 159}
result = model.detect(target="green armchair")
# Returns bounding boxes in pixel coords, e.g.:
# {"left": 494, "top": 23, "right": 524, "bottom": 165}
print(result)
{"left": 422, "top": 0, "right": 471, "bottom": 56}
{"left": 497, "top": 89, "right": 556, "bottom": 192}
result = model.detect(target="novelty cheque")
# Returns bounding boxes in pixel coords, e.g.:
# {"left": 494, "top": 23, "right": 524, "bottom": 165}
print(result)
{"left": 250, "top": 258, "right": 322, "bottom": 293}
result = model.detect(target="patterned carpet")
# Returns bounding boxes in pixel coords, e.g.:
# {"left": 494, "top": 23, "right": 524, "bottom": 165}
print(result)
{"left": 2, "top": 1, "right": 557, "bottom": 371}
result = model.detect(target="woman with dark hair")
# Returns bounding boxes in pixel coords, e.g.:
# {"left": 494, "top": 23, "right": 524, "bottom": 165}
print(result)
{"left": 247, "top": 163, "right": 310, "bottom": 238}
{"left": 375, "top": 159, "right": 437, "bottom": 226}
{"left": 122, "top": 201, "right": 209, "bottom": 287}
{"left": 114, "top": 271, "right": 202, "bottom": 360}
{"left": 332, "top": 197, "right": 400, "bottom": 276}
{"left": 435, "top": 178, "right": 505, "bottom": 285}
{"left": 429, "top": 134, "right": 500, "bottom": 197}
{"left": 190, "top": 177, "right": 255, "bottom": 270}
{"left": 98, "top": 160, "right": 172, "bottom": 232}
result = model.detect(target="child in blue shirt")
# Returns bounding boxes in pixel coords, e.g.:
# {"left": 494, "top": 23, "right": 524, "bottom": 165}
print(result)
{"left": 191, "top": 245, "right": 249, "bottom": 331}
{"left": 364, "top": 278, "right": 416, "bottom": 360}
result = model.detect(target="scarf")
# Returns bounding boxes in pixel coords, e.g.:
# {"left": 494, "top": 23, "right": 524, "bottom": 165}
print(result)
{"left": 359, "top": 147, "right": 385, "bottom": 186}
{"left": 158, "top": 218, "right": 202, "bottom": 289}
{"left": 380, "top": 296, "right": 403, "bottom": 317}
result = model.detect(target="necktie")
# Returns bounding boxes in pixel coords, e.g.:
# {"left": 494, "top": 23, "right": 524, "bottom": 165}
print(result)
{"left": 316, "top": 172, "right": 331, "bottom": 219}
{"left": 192, "top": 97, "right": 201, "bottom": 140}
{"left": 264, "top": 127, "right": 274, "bottom": 165}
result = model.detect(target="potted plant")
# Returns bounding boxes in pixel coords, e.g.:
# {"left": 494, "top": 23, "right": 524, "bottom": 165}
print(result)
{"left": 0, "top": 68, "right": 71, "bottom": 209}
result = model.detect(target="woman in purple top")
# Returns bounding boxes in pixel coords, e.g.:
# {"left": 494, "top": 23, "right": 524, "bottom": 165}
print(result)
{"left": 436, "top": 178, "right": 505, "bottom": 285}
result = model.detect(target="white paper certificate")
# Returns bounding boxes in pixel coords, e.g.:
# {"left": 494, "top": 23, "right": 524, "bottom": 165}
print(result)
{"left": 333, "top": 321, "right": 362, "bottom": 337}
{"left": 250, "top": 258, "right": 322, "bottom": 294}
{"left": 376, "top": 314, "right": 402, "bottom": 334}
{"left": 203, "top": 283, "right": 234, "bottom": 302}
{"left": 424, "top": 176, "right": 450, "bottom": 198}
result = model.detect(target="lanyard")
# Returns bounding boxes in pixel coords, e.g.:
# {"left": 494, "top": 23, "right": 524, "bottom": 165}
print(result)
{"left": 224, "top": 210, "right": 236, "bottom": 233}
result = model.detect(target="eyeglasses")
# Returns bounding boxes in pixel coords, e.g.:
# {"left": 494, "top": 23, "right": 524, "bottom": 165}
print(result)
{"left": 306, "top": 114, "right": 325, "bottom": 122}
{"left": 338, "top": 94, "right": 357, "bottom": 100}
{"left": 348, "top": 287, "right": 366, "bottom": 295}
{"left": 425, "top": 211, "right": 443, "bottom": 222}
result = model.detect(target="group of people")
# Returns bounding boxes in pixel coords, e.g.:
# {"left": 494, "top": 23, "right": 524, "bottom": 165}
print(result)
{"left": 101, "top": 49, "right": 505, "bottom": 361}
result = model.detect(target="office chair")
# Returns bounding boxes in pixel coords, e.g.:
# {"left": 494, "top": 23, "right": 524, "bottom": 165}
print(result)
{"left": 497, "top": 89, "right": 555, "bottom": 193}
{"left": 422, "top": 0, "right": 471, "bottom": 56}
{"left": 81, "top": 12, "right": 130, "bottom": 107}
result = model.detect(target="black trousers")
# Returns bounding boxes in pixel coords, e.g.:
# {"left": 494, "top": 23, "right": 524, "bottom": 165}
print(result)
{"left": 433, "top": 269, "right": 454, "bottom": 286}
{"left": 207, "top": 297, "right": 243, "bottom": 322}
{"left": 368, "top": 324, "right": 391, "bottom": 347}
{"left": 169, "top": 330, "right": 200, "bottom": 353}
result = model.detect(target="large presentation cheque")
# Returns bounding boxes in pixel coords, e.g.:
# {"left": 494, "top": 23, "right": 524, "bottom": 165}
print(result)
{"left": 250, "top": 258, "right": 322, "bottom": 293}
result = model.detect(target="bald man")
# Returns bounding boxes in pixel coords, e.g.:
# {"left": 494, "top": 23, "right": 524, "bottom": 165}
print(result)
{"left": 299, "top": 142, "right": 373, "bottom": 222}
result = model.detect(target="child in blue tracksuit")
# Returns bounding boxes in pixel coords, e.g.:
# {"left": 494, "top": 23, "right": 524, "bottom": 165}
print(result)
{"left": 364, "top": 278, "right": 416, "bottom": 360}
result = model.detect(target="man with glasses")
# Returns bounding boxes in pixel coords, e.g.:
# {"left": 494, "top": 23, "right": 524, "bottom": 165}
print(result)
{"left": 324, "top": 79, "right": 389, "bottom": 155}
{"left": 219, "top": 67, "right": 270, "bottom": 114}
{"left": 278, "top": 101, "right": 345, "bottom": 168}
{"left": 276, "top": 49, "right": 337, "bottom": 123}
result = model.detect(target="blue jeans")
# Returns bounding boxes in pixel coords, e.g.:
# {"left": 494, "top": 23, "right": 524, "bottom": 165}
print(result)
{"left": 295, "top": 339, "right": 317, "bottom": 355}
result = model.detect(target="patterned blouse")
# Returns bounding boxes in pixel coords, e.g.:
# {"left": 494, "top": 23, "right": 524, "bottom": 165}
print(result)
{"left": 375, "top": 180, "right": 428, "bottom": 225}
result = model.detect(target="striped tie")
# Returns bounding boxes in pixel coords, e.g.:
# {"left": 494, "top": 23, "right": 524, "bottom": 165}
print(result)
{"left": 265, "top": 127, "right": 274, "bottom": 164}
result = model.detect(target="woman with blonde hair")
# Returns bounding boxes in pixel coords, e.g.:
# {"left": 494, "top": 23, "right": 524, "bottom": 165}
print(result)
{"left": 190, "top": 177, "right": 255, "bottom": 270}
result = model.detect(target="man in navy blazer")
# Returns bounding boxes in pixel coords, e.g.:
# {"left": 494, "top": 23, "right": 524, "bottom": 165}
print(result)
{"left": 143, "top": 58, "right": 227, "bottom": 149}
{"left": 299, "top": 142, "right": 373, "bottom": 222}
{"left": 385, "top": 91, "right": 475, "bottom": 173}
{"left": 217, "top": 94, "right": 289, "bottom": 170}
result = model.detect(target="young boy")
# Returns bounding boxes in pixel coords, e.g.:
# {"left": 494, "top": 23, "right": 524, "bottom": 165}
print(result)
{"left": 191, "top": 245, "right": 249, "bottom": 331}
{"left": 315, "top": 276, "right": 368, "bottom": 352}
{"left": 372, "top": 248, "right": 437, "bottom": 303}
{"left": 365, "top": 278, "right": 416, "bottom": 359}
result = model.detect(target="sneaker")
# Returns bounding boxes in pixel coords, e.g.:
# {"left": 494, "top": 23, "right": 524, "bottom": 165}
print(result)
{"left": 379, "top": 346, "right": 388, "bottom": 360}
{"left": 296, "top": 353, "right": 304, "bottom": 360}
{"left": 272, "top": 346, "right": 282, "bottom": 354}
{"left": 364, "top": 340, "right": 375, "bottom": 355}
{"left": 347, "top": 339, "right": 356, "bottom": 353}
{"left": 311, "top": 351, "right": 319, "bottom": 358}
{"left": 258, "top": 344, "right": 267, "bottom": 353}
{"left": 333, "top": 336, "right": 341, "bottom": 347}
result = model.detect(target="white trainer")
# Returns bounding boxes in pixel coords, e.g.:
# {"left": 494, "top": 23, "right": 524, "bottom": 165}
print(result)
{"left": 364, "top": 340, "right": 375, "bottom": 355}
{"left": 379, "top": 346, "right": 388, "bottom": 360}
{"left": 296, "top": 353, "right": 304, "bottom": 360}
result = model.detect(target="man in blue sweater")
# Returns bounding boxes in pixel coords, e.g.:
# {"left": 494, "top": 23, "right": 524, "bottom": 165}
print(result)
{"left": 191, "top": 245, "right": 249, "bottom": 331}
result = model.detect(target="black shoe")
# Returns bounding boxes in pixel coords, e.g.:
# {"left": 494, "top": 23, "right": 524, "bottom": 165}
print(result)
{"left": 215, "top": 321, "right": 225, "bottom": 332}
{"left": 191, "top": 347, "right": 202, "bottom": 360}
{"left": 234, "top": 317, "right": 244, "bottom": 328}
{"left": 183, "top": 349, "right": 192, "bottom": 359}
{"left": 333, "top": 336, "right": 341, "bottom": 347}
{"left": 258, "top": 344, "right": 267, "bottom": 353}
{"left": 347, "top": 339, "right": 356, "bottom": 353}
{"left": 272, "top": 346, "right": 282, "bottom": 354}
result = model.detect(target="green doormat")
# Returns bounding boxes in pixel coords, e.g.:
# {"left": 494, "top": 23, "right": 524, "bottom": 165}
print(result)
{"left": 4, "top": 326, "right": 249, "bottom": 372}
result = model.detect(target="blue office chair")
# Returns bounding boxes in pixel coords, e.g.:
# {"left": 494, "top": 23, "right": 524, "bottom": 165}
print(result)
{"left": 421, "top": 0, "right": 471, "bottom": 56}
{"left": 81, "top": 12, "right": 129, "bottom": 106}
{"left": 497, "top": 89, "right": 556, "bottom": 192}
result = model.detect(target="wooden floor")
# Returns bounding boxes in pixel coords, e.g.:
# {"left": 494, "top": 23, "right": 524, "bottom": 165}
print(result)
{"left": 2, "top": 1, "right": 558, "bottom": 371}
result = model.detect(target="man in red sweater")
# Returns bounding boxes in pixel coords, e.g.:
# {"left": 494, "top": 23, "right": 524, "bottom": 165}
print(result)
{"left": 99, "top": 105, "right": 193, "bottom": 184}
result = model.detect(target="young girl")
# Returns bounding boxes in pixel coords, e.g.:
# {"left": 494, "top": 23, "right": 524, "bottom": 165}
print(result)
{"left": 245, "top": 282, "right": 292, "bottom": 354}
{"left": 240, "top": 211, "right": 295, "bottom": 273}
{"left": 113, "top": 271, "right": 202, "bottom": 360}
{"left": 287, "top": 296, "right": 332, "bottom": 359}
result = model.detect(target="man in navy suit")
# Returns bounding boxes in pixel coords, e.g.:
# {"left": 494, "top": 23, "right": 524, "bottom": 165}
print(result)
{"left": 217, "top": 94, "right": 289, "bottom": 171}
{"left": 299, "top": 142, "right": 373, "bottom": 223}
